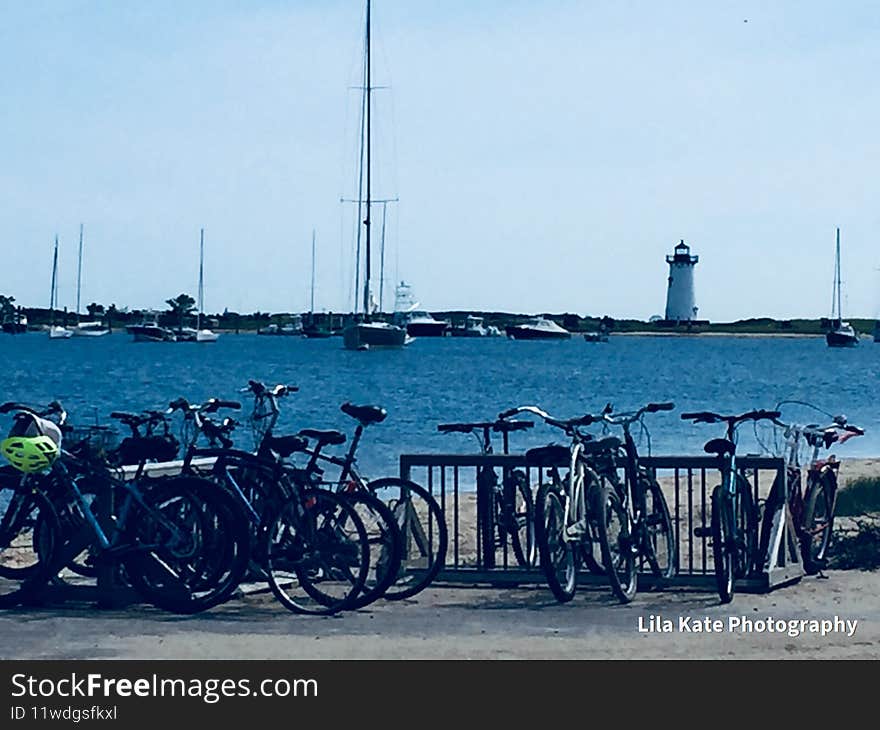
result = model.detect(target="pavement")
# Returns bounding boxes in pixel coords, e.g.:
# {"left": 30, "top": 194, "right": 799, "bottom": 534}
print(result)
{"left": 2, "top": 571, "right": 878, "bottom": 659}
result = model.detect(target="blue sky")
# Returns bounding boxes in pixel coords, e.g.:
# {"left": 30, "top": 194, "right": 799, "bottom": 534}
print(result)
{"left": 1, "top": 0, "right": 879, "bottom": 320}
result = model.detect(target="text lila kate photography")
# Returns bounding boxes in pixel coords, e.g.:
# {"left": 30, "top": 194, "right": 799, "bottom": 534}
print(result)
{"left": 637, "top": 614, "right": 858, "bottom": 637}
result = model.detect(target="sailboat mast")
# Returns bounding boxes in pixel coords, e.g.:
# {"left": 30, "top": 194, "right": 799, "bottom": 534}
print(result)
{"left": 379, "top": 201, "right": 387, "bottom": 312}
{"left": 50, "top": 235, "right": 59, "bottom": 325}
{"left": 362, "top": 0, "right": 372, "bottom": 319}
{"left": 198, "top": 228, "right": 205, "bottom": 330}
{"left": 76, "top": 223, "right": 83, "bottom": 323}
{"left": 836, "top": 227, "right": 842, "bottom": 323}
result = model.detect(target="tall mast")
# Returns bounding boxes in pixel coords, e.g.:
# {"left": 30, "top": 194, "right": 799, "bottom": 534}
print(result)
{"left": 310, "top": 228, "right": 316, "bottom": 314}
{"left": 836, "top": 227, "right": 842, "bottom": 322}
{"left": 198, "top": 228, "right": 205, "bottom": 330}
{"left": 362, "top": 0, "right": 372, "bottom": 318}
{"left": 379, "top": 201, "right": 387, "bottom": 312}
{"left": 76, "top": 223, "right": 83, "bottom": 323}
{"left": 50, "top": 235, "right": 59, "bottom": 325}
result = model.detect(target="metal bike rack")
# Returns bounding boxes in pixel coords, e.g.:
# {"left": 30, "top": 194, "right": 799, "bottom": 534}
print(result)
{"left": 400, "top": 452, "right": 794, "bottom": 593}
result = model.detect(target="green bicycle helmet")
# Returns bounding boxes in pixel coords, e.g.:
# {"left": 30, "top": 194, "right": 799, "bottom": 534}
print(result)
{"left": 0, "top": 412, "right": 62, "bottom": 473}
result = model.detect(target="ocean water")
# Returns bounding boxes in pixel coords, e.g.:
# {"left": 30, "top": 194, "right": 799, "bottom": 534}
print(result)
{"left": 0, "top": 333, "right": 877, "bottom": 477}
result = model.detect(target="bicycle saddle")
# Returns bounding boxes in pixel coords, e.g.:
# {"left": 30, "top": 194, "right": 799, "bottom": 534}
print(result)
{"left": 703, "top": 438, "right": 735, "bottom": 456}
{"left": 298, "top": 429, "right": 346, "bottom": 446}
{"left": 340, "top": 403, "right": 387, "bottom": 426}
{"left": 525, "top": 444, "right": 570, "bottom": 467}
{"left": 264, "top": 434, "right": 309, "bottom": 457}
{"left": 579, "top": 436, "right": 621, "bottom": 457}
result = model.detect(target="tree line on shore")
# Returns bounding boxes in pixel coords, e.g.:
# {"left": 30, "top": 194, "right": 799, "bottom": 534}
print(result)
{"left": 0, "top": 292, "right": 873, "bottom": 335}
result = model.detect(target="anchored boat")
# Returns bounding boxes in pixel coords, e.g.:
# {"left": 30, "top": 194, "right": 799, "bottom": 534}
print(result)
{"left": 826, "top": 228, "right": 859, "bottom": 348}
{"left": 341, "top": 1, "right": 408, "bottom": 351}
{"left": 506, "top": 316, "right": 571, "bottom": 340}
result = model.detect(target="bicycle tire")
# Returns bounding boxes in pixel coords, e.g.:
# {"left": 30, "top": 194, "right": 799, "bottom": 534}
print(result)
{"left": 595, "top": 482, "right": 637, "bottom": 603}
{"left": 643, "top": 477, "right": 676, "bottom": 579}
{"left": 342, "top": 490, "right": 403, "bottom": 609}
{"left": 801, "top": 469, "right": 836, "bottom": 575}
{"left": 0, "top": 483, "right": 63, "bottom": 608}
{"left": 505, "top": 469, "right": 536, "bottom": 568}
{"left": 710, "top": 485, "right": 735, "bottom": 603}
{"left": 124, "top": 476, "right": 251, "bottom": 614}
{"left": 365, "top": 477, "right": 447, "bottom": 601}
{"left": 264, "top": 488, "right": 369, "bottom": 615}
{"left": 534, "top": 482, "right": 576, "bottom": 602}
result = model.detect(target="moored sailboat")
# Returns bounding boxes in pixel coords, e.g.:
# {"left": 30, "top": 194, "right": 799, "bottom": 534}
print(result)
{"left": 826, "top": 228, "right": 858, "bottom": 348}
{"left": 72, "top": 224, "right": 110, "bottom": 337}
{"left": 194, "top": 228, "right": 219, "bottom": 343}
{"left": 47, "top": 235, "right": 72, "bottom": 339}
{"left": 341, "top": 1, "right": 408, "bottom": 351}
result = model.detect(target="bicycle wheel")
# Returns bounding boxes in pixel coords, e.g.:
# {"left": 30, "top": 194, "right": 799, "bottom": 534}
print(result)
{"left": 505, "top": 469, "right": 536, "bottom": 568}
{"left": 801, "top": 470, "right": 836, "bottom": 575}
{"left": 0, "top": 481, "right": 62, "bottom": 608}
{"left": 341, "top": 490, "right": 403, "bottom": 609}
{"left": 710, "top": 485, "right": 735, "bottom": 603}
{"left": 642, "top": 477, "right": 676, "bottom": 579}
{"left": 125, "top": 476, "right": 251, "bottom": 614}
{"left": 264, "top": 488, "right": 370, "bottom": 615}
{"left": 595, "top": 483, "right": 637, "bottom": 603}
{"left": 366, "top": 477, "right": 447, "bottom": 601}
{"left": 534, "top": 482, "right": 576, "bottom": 602}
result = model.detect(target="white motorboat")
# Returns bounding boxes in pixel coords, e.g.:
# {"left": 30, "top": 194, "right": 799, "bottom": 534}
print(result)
{"left": 392, "top": 282, "right": 448, "bottom": 337}
{"left": 506, "top": 317, "right": 572, "bottom": 340}
{"left": 72, "top": 321, "right": 110, "bottom": 337}
{"left": 49, "top": 325, "right": 73, "bottom": 339}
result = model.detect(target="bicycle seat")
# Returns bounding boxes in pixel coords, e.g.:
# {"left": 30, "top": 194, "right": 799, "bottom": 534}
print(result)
{"left": 340, "top": 403, "right": 387, "bottom": 426}
{"left": 579, "top": 436, "right": 621, "bottom": 457}
{"left": 264, "top": 434, "right": 309, "bottom": 457}
{"left": 110, "top": 411, "right": 145, "bottom": 424}
{"left": 525, "top": 444, "right": 570, "bottom": 467}
{"left": 298, "top": 429, "right": 346, "bottom": 446}
{"left": 704, "top": 438, "right": 735, "bottom": 456}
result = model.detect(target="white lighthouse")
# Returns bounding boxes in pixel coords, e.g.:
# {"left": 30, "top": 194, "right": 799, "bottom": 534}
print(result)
{"left": 664, "top": 240, "right": 699, "bottom": 322}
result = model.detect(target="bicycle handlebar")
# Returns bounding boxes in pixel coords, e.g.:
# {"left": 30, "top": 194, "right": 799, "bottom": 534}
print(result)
{"left": 681, "top": 409, "right": 781, "bottom": 425}
{"left": 0, "top": 401, "right": 67, "bottom": 424}
{"left": 438, "top": 420, "right": 533, "bottom": 434}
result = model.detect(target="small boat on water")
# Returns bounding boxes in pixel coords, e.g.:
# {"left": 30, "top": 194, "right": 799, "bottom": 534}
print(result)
{"left": 47, "top": 235, "right": 73, "bottom": 340}
{"left": 392, "top": 282, "right": 448, "bottom": 337}
{"left": 506, "top": 317, "right": 571, "bottom": 340}
{"left": 72, "top": 224, "right": 110, "bottom": 337}
{"left": 193, "top": 228, "right": 219, "bottom": 343}
{"left": 583, "top": 332, "right": 609, "bottom": 343}
{"left": 258, "top": 316, "right": 303, "bottom": 336}
{"left": 343, "top": 321, "right": 411, "bottom": 350}
{"left": 450, "top": 315, "right": 500, "bottom": 338}
{"left": 826, "top": 228, "right": 859, "bottom": 348}
{"left": 72, "top": 321, "right": 110, "bottom": 337}
{"left": 127, "top": 314, "right": 177, "bottom": 342}
{"left": 1, "top": 313, "right": 28, "bottom": 334}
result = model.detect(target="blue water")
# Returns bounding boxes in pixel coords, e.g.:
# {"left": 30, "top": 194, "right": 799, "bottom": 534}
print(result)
{"left": 0, "top": 334, "right": 877, "bottom": 476}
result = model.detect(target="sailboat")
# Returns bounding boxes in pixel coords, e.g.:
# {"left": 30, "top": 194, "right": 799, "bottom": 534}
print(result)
{"left": 72, "top": 224, "right": 110, "bottom": 337}
{"left": 47, "top": 235, "right": 72, "bottom": 339}
{"left": 194, "top": 228, "right": 219, "bottom": 343}
{"left": 341, "top": 1, "right": 409, "bottom": 351}
{"left": 303, "top": 229, "right": 332, "bottom": 338}
{"left": 825, "top": 228, "right": 859, "bottom": 348}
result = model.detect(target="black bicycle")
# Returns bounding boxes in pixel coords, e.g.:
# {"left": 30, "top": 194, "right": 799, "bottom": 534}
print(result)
{"left": 437, "top": 418, "right": 535, "bottom": 568}
{"left": 682, "top": 408, "right": 780, "bottom": 603}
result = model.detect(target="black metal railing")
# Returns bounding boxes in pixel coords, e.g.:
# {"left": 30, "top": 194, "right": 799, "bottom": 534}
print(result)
{"left": 400, "top": 452, "right": 787, "bottom": 590}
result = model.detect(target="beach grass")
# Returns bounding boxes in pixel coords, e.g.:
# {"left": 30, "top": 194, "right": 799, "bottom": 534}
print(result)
{"left": 835, "top": 477, "right": 880, "bottom": 517}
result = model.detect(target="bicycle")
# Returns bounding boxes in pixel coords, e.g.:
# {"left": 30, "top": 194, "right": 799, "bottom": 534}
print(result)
{"left": 591, "top": 402, "right": 677, "bottom": 602}
{"left": 0, "top": 400, "right": 252, "bottom": 614}
{"left": 681, "top": 408, "right": 781, "bottom": 603}
{"left": 437, "top": 418, "right": 535, "bottom": 568}
{"left": 168, "top": 393, "right": 373, "bottom": 615}
{"left": 498, "top": 405, "right": 621, "bottom": 603}
{"left": 758, "top": 402, "right": 864, "bottom": 575}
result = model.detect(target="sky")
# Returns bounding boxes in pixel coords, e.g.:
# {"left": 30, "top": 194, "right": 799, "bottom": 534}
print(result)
{"left": 1, "top": 0, "right": 879, "bottom": 321}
